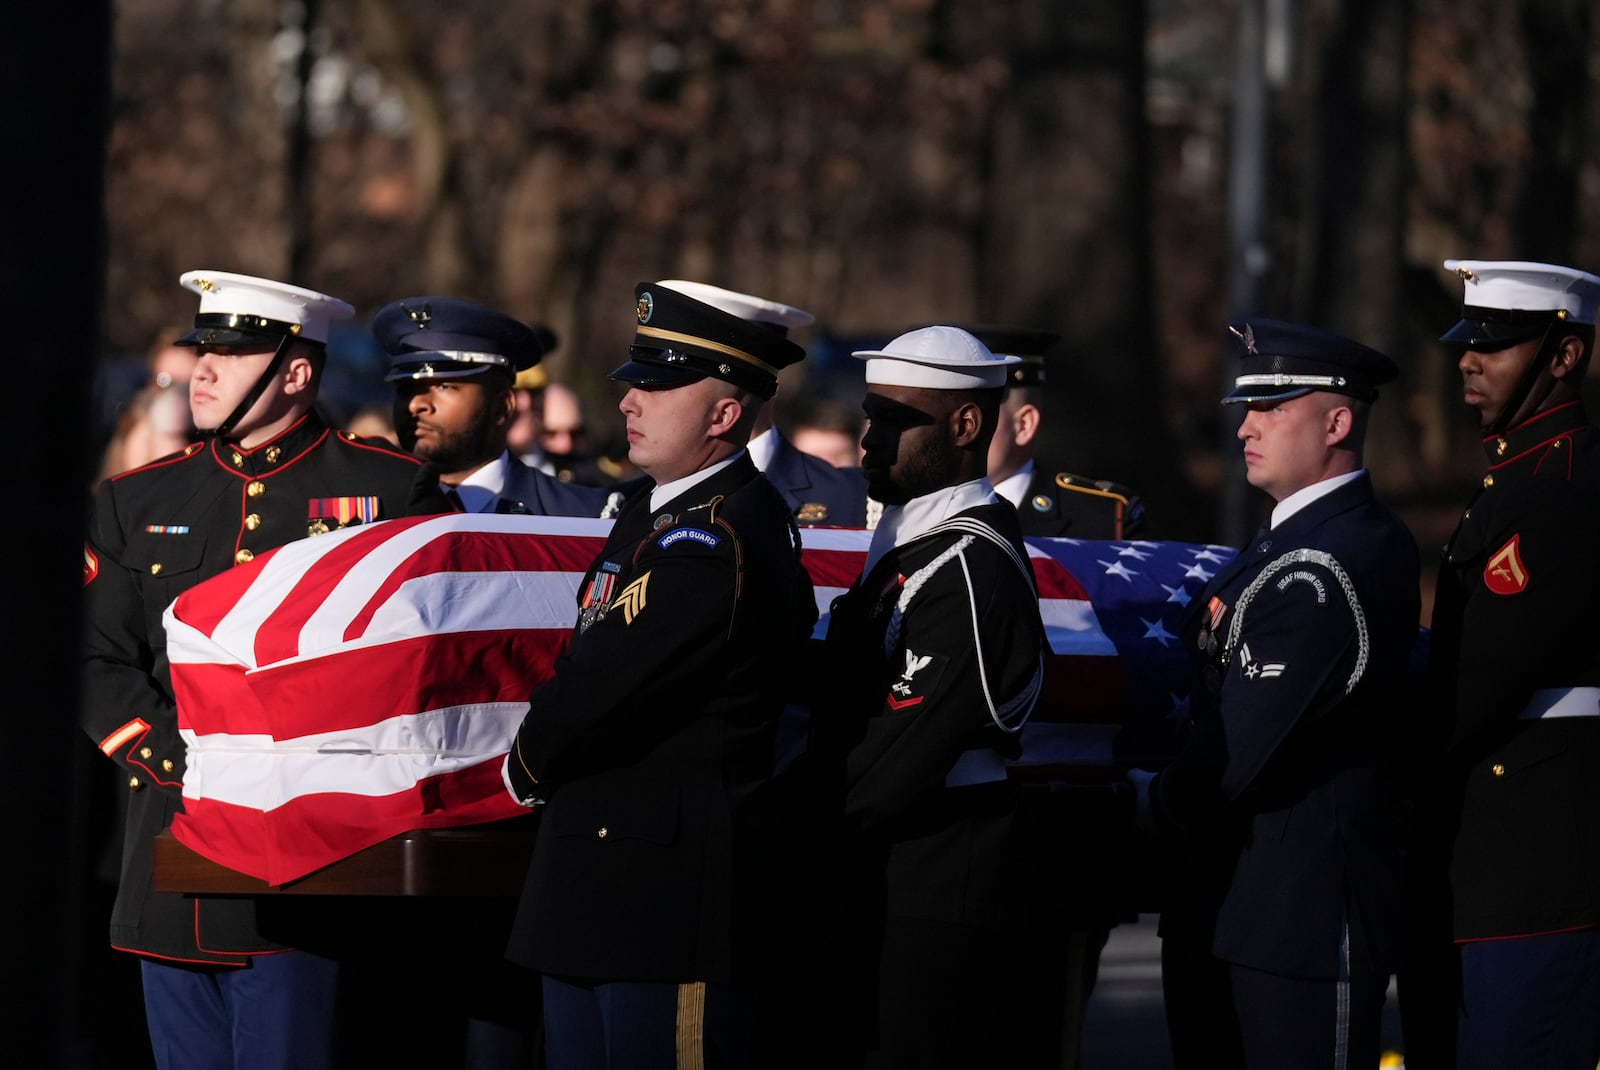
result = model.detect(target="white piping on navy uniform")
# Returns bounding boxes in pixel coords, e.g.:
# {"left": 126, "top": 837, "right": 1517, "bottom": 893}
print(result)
{"left": 956, "top": 547, "right": 1041, "bottom": 733}
{"left": 1222, "top": 548, "right": 1369, "bottom": 695}
{"left": 1333, "top": 918, "right": 1352, "bottom": 1070}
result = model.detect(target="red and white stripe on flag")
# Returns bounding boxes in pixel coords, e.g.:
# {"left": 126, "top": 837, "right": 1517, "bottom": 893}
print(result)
{"left": 165, "top": 513, "right": 1231, "bottom": 885}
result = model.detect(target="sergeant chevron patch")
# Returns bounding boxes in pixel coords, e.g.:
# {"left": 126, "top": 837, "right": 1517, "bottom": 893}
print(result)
{"left": 1485, "top": 534, "right": 1529, "bottom": 595}
{"left": 615, "top": 571, "right": 650, "bottom": 624}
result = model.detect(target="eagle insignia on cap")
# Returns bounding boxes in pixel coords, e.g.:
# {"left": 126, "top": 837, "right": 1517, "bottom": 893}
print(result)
{"left": 1456, "top": 266, "right": 1476, "bottom": 282}
{"left": 637, "top": 293, "right": 654, "bottom": 323}
{"left": 194, "top": 277, "right": 215, "bottom": 292}
{"left": 404, "top": 302, "right": 432, "bottom": 328}
{"left": 1228, "top": 324, "right": 1259, "bottom": 354}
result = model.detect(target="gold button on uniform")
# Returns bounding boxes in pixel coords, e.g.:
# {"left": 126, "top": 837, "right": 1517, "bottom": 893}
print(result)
{"left": 162, "top": 759, "right": 175, "bottom": 772}
{"left": 245, "top": 513, "right": 262, "bottom": 531}
{"left": 247, "top": 481, "right": 266, "bottom": 497}
{"left": 1495, "top": 437, "right": 1507, "bottom": 456}
{"left": 128, "top": 776, "right": 142, "bottom": 790}
{"left": 1482, "top": 474, "right": 1495, "bottom": 489}
{"left": 140, "top": 746, "right": 153, "bottom": 760}
{"left": 1492, "top": 763, "right": 1506, "bottom": 777}
{"left": 597, "top": 827, "right": 608, "bottom": 839}
{"left": 232, "top": 451, "right": 244, "bottom": 467}
{"left": 235, "top": 548, "right": 255, "bottom": 564}
{"left": 266, "top": 446, "right": 282, "bottom": 464}
{"left": 150, "top": 563, "right": 163, "bottom": 576}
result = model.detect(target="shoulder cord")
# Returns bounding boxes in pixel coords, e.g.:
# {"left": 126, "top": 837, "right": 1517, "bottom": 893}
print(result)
{"left": 1221, "top": 547, "right": 1369, "bottom": 695}
{"left": 885, "top": 523, "right": 1043, "bottom": 734}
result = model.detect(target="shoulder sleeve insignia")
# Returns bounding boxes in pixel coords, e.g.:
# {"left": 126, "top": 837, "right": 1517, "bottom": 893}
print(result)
{"left": 657, "top": 526, "right": 722, "bottom": 550}
{"left": 1485, "top": 534, "right": 1529, "bottom": 595}
{"left": 83, "top": 545, "right": 99, "bottom": 587}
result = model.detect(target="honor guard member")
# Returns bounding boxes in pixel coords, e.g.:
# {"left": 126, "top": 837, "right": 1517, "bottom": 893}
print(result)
{"left": 81, "top": 271, "right": 450, "bottom": 1070}
{"left": 653, "top": 279, "right": 868, "bottom": 527}
{"left": 816, "top": 326, "right": 1049, "bottom": 1068}
{"left": 377, "top": 295, "right": 613, "bottom": 517}
{"left": 1424, "top": 261, "right": 1600, "bottom": 1069}
{"left": 501, "top": 281, "right": 818, "bottom": 1068}
{"left": 977, "top": 324, "right": 1148, "bottom": 538}
{"left": 1128, "top": 319, "right": 1419, "bottom": 1069}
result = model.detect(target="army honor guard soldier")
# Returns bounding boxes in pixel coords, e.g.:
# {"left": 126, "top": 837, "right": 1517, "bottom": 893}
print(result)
{"left": 501, "top": 281, "right": 817, "bottom": 1069}
{"left": 81, "top": 271, "right": 449, "bottom": 1070}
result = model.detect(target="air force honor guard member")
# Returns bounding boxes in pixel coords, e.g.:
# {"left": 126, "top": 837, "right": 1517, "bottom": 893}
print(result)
{"left": 502, "top": 282, "right": 818, "bottom": 1069}
{"left": 652, "top": 279, "right": 868, "bottom": 527}
{"left": 818, "top": 326, "right": 1049, "bottom": 1068}
{"left": 1426, "top": 261, "right": 1600, "bottom": 1069}
{"left": 81, "top": 271, "right": 450, "bottom": 1069}
{"left": 980, "top": 324, "right": 1148, "bottom": 538}
{"left": 1130, "top": 320, "right": 1420, "bottom": 1069}
{"left": 376, "top": 295, "right": 612, "bottom": 517}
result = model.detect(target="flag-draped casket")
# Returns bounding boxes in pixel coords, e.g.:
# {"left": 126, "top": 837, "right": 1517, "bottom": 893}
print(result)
{"left": 163, "top": 514, "right": 1234, "bottom": 885}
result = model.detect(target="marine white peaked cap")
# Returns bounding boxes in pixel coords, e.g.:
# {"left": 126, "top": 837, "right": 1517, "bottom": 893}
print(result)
{"left": 1444, "top": 260, "right": 1600, "bottom": 325}
{"left": 179, "top": 270, "right": 355, "bottom": 344}
{"left": 655, "top": 279, "right": 815, "bottom": 331}
{"left": 852, "top": 325, "right": 1019, "bottom": 390}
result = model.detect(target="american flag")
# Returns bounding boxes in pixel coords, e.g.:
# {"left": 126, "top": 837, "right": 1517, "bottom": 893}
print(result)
{"left": 164, "top": 513, "right": 1233, "bottom": 885}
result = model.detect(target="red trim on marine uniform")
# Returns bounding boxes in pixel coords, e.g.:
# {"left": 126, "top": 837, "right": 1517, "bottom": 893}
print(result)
{"left": 335, "top": 429, "right": 428, "bottom": 465}
{"left": 1455, "top": 922, "right": 1597, "bottom": 944}
{"left": 111, "top": 942, "right": 252, "bottom": 967}
{"left": 83, "top": 544, "right": 100, "bottom": 586}
{"left": 107, "top": 442, "right": 205, "bottom": 482}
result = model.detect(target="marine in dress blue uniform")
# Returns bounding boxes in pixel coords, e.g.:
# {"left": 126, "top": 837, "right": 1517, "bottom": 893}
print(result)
{"left": 652, "top": 280, "right": 868, "bottom": 528}
{"left": 502, "top": 282, "right": 817, "bottom": 1070}
{"left": 377, "top": 295, "right": 613, "bottom": 519}
{"left": 1422, "top": 261, "right": 1600, "bottom": 1070}
{"left": 809, "top": 326, "right": 1049, "bottom": 1069}
{"left": 81, "top": 272, "right": 451, "bottom": 1070}
{"left": 1131, "top": 319, "right": 1420, "bottom": 1069}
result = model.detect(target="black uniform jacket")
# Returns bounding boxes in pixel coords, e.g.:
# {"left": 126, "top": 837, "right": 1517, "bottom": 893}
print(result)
{"left": 81, "top": 413, "right": 450, "bottom": 964}
{"left": 764, "top": 431, "right": 868, "bottom": 528}
{"left": 1150, "top": 473, "right": 1420, "bottom": 980}
{"left": 1014, "top": 464, "right": 1148, "bottom": 539}
{"left": 817, "top": 502, "right": 1047, "bottom": 929}
{"left": 1427, "top": 400, "right": 1600, "bottom": 941}
{"left": 504, "top": 454, "right": 817, "bottom": 983}
{"left": 497, "top": 454, "right": 609, "bottom": 517}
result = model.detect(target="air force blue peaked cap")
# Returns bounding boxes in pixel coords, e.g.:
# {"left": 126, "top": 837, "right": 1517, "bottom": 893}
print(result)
{"left": 1222, "top": 317, "right": 1397, "bottom": 405}
{"left": 374, "top": 296, "right": 545, "bottom": 382}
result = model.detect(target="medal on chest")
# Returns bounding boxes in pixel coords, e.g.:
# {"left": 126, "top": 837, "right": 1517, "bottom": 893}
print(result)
{"left": 578, "top": 562, "right": 621, "bottom": 633}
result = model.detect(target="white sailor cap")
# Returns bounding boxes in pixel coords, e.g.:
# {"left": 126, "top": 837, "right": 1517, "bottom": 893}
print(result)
{"left": 175, "top": 270, "right": 354, "bottom": 347}
{"left": 1442, "top": 260, "right": 1600, "bottom": 350}
{"left": 852, "top": 325, "right": 1019, "bottom": 390}
{"left": 654, "top": 280, "right": 815, "bottom": 334}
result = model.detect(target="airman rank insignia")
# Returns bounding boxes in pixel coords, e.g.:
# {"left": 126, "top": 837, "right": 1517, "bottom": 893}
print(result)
{"left": 658, "top": 527, "right": 721, "bottom": 550}
{"left": 615, "top": 571, "right": 650, "bottom": 624}
{"left": 1485, "top": 534, "right": 1529, "bottom": 595}
{"left": 797, "top": 502, "right": 829, "bottom": 522}
{"left": 83, "top": 545, "right": 99, "bottom": 587}
{"left": 308, "top": 496, "right": 380, "bottom": 527}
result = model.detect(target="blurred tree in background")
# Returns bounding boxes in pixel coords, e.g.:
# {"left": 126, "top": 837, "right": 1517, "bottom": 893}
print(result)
{"left": 101, "top": 0, "right": 1600, "bottom": 542}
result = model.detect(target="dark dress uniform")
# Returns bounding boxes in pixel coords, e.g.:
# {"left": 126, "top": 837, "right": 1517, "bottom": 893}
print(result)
{"left": 762, "top": 430, "right": 869, "bottom": 527}
{"left": 497, "top": 454, "right": 610, "bottom": 516}
{"left": 81, "top": 413, "right": 449, "bottom": 964}
{"left": 818, "top": 500, "right": 1048, "bottom": 1069}
{"left": 504, "top": 456, "right": 816, "bottom": 1022}
{"left": 1148, "top": 473, "right": 1420, "bottom": 1068}
{"left": 1013, "top": 464, "right": 1148, "bottom": 539}
{"left": 1426, "top": 399, "right": 1600, "bottom": 1062}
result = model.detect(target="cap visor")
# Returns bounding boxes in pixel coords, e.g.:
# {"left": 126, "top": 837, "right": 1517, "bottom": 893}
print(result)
{"left": 608, "top": 358, "right": 707, "bottom": 389}
{"left": 1221, "top": 384, "right": 1314, "bottom": 405}
{"left": 174, "top": 326, "right": 283, "bottom": 349}
{"left": 1439, "top": 318, "right": 1548, "bottom": 351}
